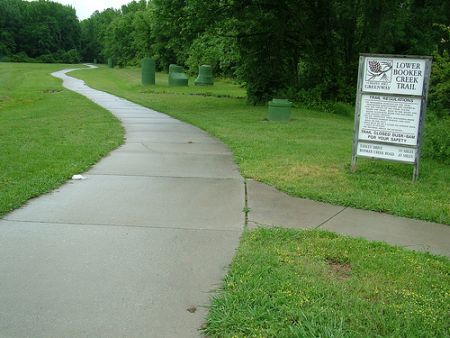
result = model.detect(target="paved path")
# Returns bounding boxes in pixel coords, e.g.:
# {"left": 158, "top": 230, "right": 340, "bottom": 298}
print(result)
{"left": 247, "top": 180, "right": 450, "bottom": 257}
{"left": 0, "top": 67, "right": 244, "bottom": 337}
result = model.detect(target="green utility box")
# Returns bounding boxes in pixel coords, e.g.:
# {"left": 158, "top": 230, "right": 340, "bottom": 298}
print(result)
{"left": 194, "top": 65, "right": 214, "bottom": 86}
{"left": 141, "top": 57, "right": 156, "bottom": 85}
{"left": 107, "top": 57, "right": 114, "bottom": 68}
{"left": 268, "top": 99, "right": 292, "bottom": 122}
{"left": 168, "top": 64, "right": 188, "bottom": 86}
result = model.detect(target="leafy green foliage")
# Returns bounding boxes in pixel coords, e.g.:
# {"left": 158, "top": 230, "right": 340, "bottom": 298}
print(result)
{"left": 0, "top": 0, "right": 80, "bottom": 61}
{"left": 186, "top": 29, "right": 240, "bottom": 77}
{"left": 186, "top": 0, "right": 449, "bottom": 105}
{"left": 104, "top": 13, "right": 136, "bottom": 67}
{"left": 424, "top": 114, "right": 450, "bottom": 164}
{"left": 131, "top": 8, "right": 154, "bottom": 61}
{"left": 429, "top": 52, "right": 450, "bottom": 116}
{"left": 79, "top": 15, "right": 103, "bottom": 63}
{"left": 151, "top": 0, "right": 186, "bottom": 69}
{"left": 204, "top": 0, "right": 306, "bottom": 104}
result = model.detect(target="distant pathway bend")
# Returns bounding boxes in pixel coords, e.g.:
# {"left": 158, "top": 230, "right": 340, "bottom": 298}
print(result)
{"left": 0, "top": 66, "right": 244, "bottom": 337}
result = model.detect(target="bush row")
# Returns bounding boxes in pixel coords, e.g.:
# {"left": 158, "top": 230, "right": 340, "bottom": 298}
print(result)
{"left": 1, "top": 49, "right": 81, "bottom": 64}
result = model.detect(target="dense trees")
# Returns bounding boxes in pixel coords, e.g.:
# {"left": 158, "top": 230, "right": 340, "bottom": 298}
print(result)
{"left": 1, "top": 0, "right": 448, "bottom": 112}
{"left": 181, "top": 0, "right": 449, "bottom": 105}
{"left": 0, "top": 0, "right": 80, "bottom": 63}
{"left": 79, "top": 9, "right": 117, "bottom": 64}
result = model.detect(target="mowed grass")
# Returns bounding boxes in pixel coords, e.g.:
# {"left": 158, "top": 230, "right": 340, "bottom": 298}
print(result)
{"left": 204, "top": 228, "right": 450, "bottom": 337}
{"left": 0, "top": 63, "right": 124, "bottom": 217}
{"left": 73, "top": 66, "right": 450, "bottom": 224}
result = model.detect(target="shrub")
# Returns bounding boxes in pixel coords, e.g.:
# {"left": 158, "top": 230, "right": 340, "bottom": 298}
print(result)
{"left": 429, "top": 52, "right": 450, "bottom": 117}
{"left": 36, "top": 54, "right": 56, "bottom": 63}
{"left": 9, "top": 52, "right": 35, "bottom": 63}
{"left": 186, "top": 30, "right": 240, "bottom": 78}
{"left": 61, "top": 49, "right": 81, "bottom": 64}
{"left": 423, "top": 113, "right": 450, "bottom": 164}
{"left": 33, "top": 50, "right": 81, "bottom": 64}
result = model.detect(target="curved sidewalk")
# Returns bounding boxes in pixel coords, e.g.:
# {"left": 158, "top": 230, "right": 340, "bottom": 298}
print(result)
{"left": 0, "top": 67, "right": 245, "bottom": 337}
{"left": 247, "top": 180, "right": 450, "bottom": 257}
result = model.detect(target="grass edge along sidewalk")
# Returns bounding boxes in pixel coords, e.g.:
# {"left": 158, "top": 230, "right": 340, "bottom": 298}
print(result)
{"left": 0, "top": 63, "right": 124, "bottom": 217}
{"left": 204, "top": 227, "right": 450, "bottom": 337}
{"left": 71, "top": 66, "right": 450, "bottom": 225}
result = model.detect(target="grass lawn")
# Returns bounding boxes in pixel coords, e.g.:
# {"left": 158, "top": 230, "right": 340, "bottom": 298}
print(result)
{"left": 204, "top": 228, "right": 450, "bottom": 337}
{"left": 0, "top": 63, "right": 124, "bottom": 217}
{"left": 72, "top": 66, "right": 450, "bottom": 225}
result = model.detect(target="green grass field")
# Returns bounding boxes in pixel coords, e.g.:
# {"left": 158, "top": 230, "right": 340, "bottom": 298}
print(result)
{"left": 204, "top": 228, "right": 450, "bottom": 337}
{"left": 0, "top": 63, "right": 124, "bottom": 217}
{"left": 73, "top": 66, "right": 450, "bottom": 224}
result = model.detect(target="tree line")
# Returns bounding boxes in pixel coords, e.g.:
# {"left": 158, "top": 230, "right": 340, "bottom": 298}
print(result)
{"left": 1, "top": 0, "right": 449, "bottom": 112}
{"left": 0, "top": 0, "right": 81, "bottom": 63}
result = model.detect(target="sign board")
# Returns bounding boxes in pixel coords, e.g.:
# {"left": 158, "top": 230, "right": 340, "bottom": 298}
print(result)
{"left": 362, "top": 57, "right": 426, "bottom": 95}
{"left": 351, "top": 54, "right": 432, "bottom": 180}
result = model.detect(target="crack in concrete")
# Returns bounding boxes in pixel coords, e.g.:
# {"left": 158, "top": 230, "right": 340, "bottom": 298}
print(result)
{"left": 85, "top": 173, "right": 243, "bottom": 181}
{"left": 247, "top": 220, "right": 277, "bottom": 228}
{"left": 314, "top": 207, "right": 348, "bottom": 229}
{"left": 1, "top": 218, "right": 242, "bottom": 233}
{"left": 140, "top": 142, "right": 156, "bottom": 153}
{"left": 247, "top": 209, "right": 350, "bottom": 230}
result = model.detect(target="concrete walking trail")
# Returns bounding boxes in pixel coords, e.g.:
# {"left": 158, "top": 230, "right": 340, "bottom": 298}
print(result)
{"left": 0, "top": 66, "right": 449, "bottom": 337}
{"left": 0, "top": 67, "right": 245, "bottom": 337}
{"left": 247, "top": 180, "right": 450, "bottom": 257}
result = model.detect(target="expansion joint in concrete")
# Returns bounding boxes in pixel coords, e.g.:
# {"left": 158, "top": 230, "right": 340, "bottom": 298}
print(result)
{"left": 243, "top": 179, "right": 249, "bottom": 229}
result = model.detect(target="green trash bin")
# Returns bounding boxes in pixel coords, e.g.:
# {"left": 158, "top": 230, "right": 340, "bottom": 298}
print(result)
{"left": 141, "top": 57, "right": 156, "bottom": 85}
{"left": 107, "top": 57, "right": 114, "bottom": 68}
{"left": 168, "top": 64, "right": 188, "bottom": 86}
{"left": 194, "top": 65, "right": 214, "bottom": 86}
{"left": 268, "top": 99, "right": 292, "bottom": 122}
